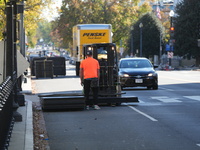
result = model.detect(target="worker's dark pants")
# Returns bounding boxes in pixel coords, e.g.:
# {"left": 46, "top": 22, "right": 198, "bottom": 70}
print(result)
{"left": 84, "top": 79, "right": 98, "bottom": 105}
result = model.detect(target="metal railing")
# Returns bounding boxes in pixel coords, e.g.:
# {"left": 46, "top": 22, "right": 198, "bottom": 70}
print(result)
{"left": 0, "top": 77, "right": 14, "bottom": 150}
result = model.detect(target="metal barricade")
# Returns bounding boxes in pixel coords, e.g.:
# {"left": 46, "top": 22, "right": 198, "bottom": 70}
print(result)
{"left": 0, "top": 77, "right": 14, "bottom": 150}
{"left": 31, "top": 57, "right": 66, "bottom": 76}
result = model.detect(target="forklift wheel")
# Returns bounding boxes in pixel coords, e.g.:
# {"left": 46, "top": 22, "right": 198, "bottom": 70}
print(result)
{"left": 116, "top": 103, "right": 121, "bottom": 106}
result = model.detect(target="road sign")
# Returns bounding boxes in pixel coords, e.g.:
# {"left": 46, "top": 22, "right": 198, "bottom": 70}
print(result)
{"left": 168, "top": 52, "right": 173, "bottom": 58}
{"left": 165, "top": 44, "right": 170, "bottom": 51}
{"left": 170, "top": 46, "right": 174, "bottom": 51}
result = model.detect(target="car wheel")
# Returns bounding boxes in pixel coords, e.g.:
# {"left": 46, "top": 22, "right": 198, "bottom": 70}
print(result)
{"left": 147, "top": 86, "right": 151, "bottom": 90}
{"left": 152, "top": 84, "right": 158, "bottom": 90}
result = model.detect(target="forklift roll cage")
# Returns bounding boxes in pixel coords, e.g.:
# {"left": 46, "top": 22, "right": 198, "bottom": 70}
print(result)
{"left": 83, "top": 43, "right": 120, "bottom": 97}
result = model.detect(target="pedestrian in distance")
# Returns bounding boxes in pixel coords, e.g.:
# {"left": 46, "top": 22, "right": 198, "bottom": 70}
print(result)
{"left": 79, "top": 50, "right": 101, "bottom": 110}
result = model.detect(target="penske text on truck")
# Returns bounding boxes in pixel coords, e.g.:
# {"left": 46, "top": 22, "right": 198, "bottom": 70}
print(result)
{"left": 72, "top": 24, "right": 112, "bottom": 76}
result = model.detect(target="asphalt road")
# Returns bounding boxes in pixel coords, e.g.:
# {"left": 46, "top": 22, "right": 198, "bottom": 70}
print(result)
{"left": 34, "top": 62, "right": 200, "bottom": 150}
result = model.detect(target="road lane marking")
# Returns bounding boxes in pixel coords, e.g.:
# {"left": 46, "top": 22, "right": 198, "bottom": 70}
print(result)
{"left": 160, "top": 75, "right": 200, "bottom": 83}
{"left": 184, "top": 96, "right": 200, "bottom": 101}
{"left": 138, "top": 99, "right": 145, "bottom": 103}
{"left": 159, "top": 87, "right": 174, "bottom": 91}
{"left": 151, "top": 96, "right": 182, "bottom": 103}
{"left": 196, "top": 144, "right": 200, "bottom": 147}
{"left": 125, "top": 104, "right": 158, "bottom": 122}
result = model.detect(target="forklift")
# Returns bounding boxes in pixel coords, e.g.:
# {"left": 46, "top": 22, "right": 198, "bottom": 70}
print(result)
{"left": 83, "top": 43, "right": 121, "bottom": 99}
{"left": 39, "top": 43, "right": 138, "bottom": 110}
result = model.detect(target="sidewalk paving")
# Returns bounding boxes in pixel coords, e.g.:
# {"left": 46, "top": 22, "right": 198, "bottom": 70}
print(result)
{"left": 9, "top": 75, "right": 33, "bottom": 150}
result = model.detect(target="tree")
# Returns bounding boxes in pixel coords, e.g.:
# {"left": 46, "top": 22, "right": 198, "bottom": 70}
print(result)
{"left": 0, "top": 0, "right": 52, "bottom": 46}
{"left": 128, "top": 12, "right": 164, "bottom": 58}
{"left": 174, "top": 0, "right": 200, "bottom": 66}
{"left": 0, "top": 2, "right": 7, "bottom": 40}
{"left": 24, "top": 0, "right": 52, "bottom": 47}
{"left": 53, "top": 0, "right": 153, "bottom": 49}
{"left": 36, "top": 21, "right": 52, "bottom": 45}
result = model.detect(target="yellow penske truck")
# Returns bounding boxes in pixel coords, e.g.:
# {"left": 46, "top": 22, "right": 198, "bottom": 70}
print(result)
{"left": 72, "top": 24, "right": 112, "bottom": 76}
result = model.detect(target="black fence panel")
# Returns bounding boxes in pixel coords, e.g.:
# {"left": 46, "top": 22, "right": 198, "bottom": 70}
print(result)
{"left": 30, "top": 57, "right": 46, "bottom": 76}
{"left": 35, "top": 60, "right": 54, "bottom": 79}
{"left": 31, "top": 57, "right": 66, "bottom": 76}
{"left": 48, "top": 57, "right": 66, "bottom": 76}
{"left": 0, "top": 77, "right": 14, "bottom": 150}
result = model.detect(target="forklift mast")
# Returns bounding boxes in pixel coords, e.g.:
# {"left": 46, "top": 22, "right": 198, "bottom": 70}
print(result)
{"left": 83, "top": 43, "right": 120, "bottom": 96}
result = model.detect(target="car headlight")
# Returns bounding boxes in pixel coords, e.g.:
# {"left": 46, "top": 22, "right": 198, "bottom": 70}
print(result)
{"left": 119, "top": 73, "right": 129, "bottom": 77}
{"left": 123, "top": 74, "right": 129, "bottom": 77}
{"left": 148, "top": 73, "right": 157, "bottom": 77}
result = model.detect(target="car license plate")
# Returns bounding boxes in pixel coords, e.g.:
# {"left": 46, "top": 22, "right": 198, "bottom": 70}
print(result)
{"left": 135, "top": 79, "right": 143, "bottom": 83}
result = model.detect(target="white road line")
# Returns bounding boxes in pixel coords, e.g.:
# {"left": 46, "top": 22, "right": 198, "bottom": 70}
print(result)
{"left": 196, "top": 144, "right": 200, "bottom": 147}
{"left": 184, "top": 96, "right": 200, "bottom": 101}
{"left": 138, "top": 99, "right": 145, "bottom": 103}
{"left": 158, "top": 87, "right": 174, "bottom": 91}
{"left": 151, "top": 96, "right": 182, "bottom": 103}
{"left": 125, "top": 104, "right": 158, "bottom": 122}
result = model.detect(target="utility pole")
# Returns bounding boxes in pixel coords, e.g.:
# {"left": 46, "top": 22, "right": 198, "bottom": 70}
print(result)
{"left": 139, "top": 23, "right": 143, "bottom": 57}
{"left": 6, "top": 0, "right": 22, "bottom": 121}
{"left": 169, "top": 10, "right": 174, "bottom": 69}
{"left": 18, "top": 1, "right": 25, "bottom": 57}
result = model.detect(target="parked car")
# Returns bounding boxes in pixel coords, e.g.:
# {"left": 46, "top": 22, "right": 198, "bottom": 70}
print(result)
{"left": 118, "top": 57, "right": 158, "bottom": 90}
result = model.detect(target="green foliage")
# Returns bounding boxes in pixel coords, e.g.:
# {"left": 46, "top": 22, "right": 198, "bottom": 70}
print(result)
{"left": 129, "top": 13, "right": 164, "bottom": 58}
{"left": 0, "top": 0, "right": 52, "bottom": 44}
{"left": 174, "top": 0, "right": 200, "bottom": 63}
{"left": 24, "top": 0, "right": 52, "bottom": 46}
{"left": 0, "top": 4, "right": 6, "bottom": 40}
{"left": 53, "top": 0, "right": 152, "bottom": 49}
{"left": 36, "top": 21, "right": 52, "bottom": 44}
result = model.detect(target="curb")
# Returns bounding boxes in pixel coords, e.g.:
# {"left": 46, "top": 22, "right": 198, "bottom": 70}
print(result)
{"left": 25, "top": 100, "right": 34, "bottom": 150}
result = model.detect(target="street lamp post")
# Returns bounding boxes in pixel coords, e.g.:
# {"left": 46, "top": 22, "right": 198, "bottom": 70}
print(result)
{"left": 139, "top": 23, "right": 143, "bottom": 57}
{"left": 131, "top": 26, "right": 134, "bottom": 57}
{"left": 169, "top": 10, "right": 174, "bottom": 69}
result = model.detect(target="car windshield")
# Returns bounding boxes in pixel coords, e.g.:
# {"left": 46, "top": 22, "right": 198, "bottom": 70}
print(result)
{"left": 120, "top": 60, "right": 152, "bottom": 68}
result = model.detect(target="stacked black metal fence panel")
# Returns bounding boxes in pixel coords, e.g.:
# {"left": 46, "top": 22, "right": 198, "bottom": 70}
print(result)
{"left": 35, "top": 60, "right": 54, "bottom": 78}
{"left": 30, "top": 57, "right": 66, "bottom": 76}
{"left": 0, "top": 77, "right": 14, "bottom": 150}
{"left": 48, "top": 57, "right": 66, "bottom": 76}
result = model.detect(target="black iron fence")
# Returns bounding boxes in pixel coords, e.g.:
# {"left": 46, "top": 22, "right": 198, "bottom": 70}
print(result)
{"left": 0, "top": 76, "right": 14, "bottom": 150}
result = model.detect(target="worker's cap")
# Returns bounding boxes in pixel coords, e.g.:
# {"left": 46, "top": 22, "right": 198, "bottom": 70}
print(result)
{"left": 86, "top": 50, "right": 92, "bottom": 55}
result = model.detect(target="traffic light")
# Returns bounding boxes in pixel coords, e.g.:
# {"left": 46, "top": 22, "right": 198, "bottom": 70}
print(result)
{"left": 170, "top": 27, "right": 174, "bottom": 37}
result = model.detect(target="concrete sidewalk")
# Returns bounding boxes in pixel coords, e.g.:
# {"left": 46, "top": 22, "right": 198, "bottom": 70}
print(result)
{"left": 9, "top": 75, "right": 33, "bottom": 150}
